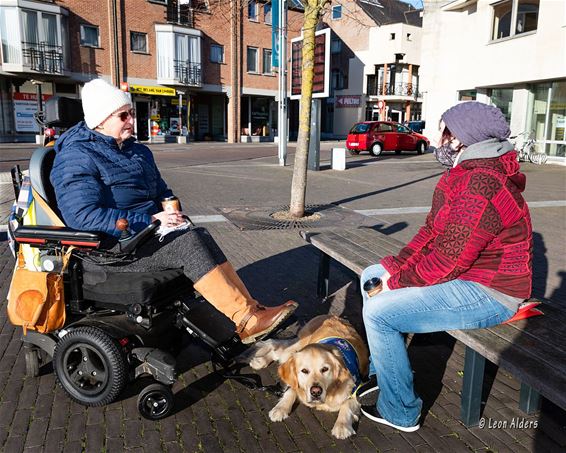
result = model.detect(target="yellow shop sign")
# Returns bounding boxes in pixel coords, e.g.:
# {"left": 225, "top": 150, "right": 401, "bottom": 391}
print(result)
{"left": 129, "top": 85, "right": 176, "bottom": 96}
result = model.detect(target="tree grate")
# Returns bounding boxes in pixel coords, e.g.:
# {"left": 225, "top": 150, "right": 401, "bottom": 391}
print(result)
{"left": 219, "top": 204, "right": 366, "bottom": 231}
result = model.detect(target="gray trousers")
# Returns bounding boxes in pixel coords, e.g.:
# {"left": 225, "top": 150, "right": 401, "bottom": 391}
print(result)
{"left": 84, "top": 227, "right": 227, "bottom": 283}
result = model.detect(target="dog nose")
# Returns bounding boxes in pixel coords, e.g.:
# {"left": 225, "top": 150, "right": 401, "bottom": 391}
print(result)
{"left": 310, "top": 385, "right": 323, "bottom": 398}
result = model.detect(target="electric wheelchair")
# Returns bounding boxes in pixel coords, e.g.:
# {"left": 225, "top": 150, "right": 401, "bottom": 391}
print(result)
{"left": 8, "top": 97, "right": 247, "bottom": 420}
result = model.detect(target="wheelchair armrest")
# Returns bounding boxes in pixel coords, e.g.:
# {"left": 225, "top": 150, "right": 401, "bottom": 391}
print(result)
{"left": 118, "top": 220, "right": 161, "bottom": 254}
{"left": 14, "top": 225, "right": 102, "bottom": 248}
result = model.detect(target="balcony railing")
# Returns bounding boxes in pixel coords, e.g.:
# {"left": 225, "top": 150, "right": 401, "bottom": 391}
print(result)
{"left": 173, "top": 60, "right": 202, "bottom": 86}
{"left": 22, "top": 42, "right": 64, "bottom": 74}
{"left": 166, "top": 1, "right": 194, "bottom": 27}
{"left": 367, "top": 81, "right": 421, "bottom": 100}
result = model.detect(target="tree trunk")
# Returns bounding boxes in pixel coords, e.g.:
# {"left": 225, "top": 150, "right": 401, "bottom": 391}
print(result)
{"left": 289, "top": 1, "right": 326, "bottom": 218}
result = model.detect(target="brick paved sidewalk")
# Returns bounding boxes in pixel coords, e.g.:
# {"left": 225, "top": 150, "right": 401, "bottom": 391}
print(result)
{"left": 0, "top": 223, "right": 565, "bottom": 452}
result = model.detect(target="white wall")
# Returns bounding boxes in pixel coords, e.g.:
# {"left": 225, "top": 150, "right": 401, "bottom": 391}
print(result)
{"left": 421, "top": 0, "right": 566, "bottom": 140}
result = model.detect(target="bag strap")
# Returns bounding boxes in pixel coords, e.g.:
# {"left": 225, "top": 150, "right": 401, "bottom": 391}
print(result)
{"left": 16, "top": 248, "right": 25, "bottom": 270}
{"left": 60, "top": 246, "right": 76, "bottom": 274}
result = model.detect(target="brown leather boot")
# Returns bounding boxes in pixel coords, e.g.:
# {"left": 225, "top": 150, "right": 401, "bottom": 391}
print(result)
{"left": 235, "top": 300, "right": 298, "bottom": 344}
{"left": 193, "top": 265, "right": 298, "bottom": 344}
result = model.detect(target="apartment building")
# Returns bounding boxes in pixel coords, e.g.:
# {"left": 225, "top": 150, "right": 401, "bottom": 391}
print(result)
{"left": 0, "top": 0, "right": 303, "bottom": 143}
{"left": 421, "top": 0, "right": 566, "bottom": 164}
{"left": 309, "top": 0, "right": 423, "bottom": 139}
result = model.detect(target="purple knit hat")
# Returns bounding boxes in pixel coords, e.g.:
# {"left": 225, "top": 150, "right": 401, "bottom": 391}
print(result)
{"left": 440, "top": 102, "right": 511, "bottom": 147}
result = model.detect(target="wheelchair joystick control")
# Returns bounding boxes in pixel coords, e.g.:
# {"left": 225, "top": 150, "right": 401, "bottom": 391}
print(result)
{"left": 116, "top": 219, "right": 131, "bottom": 240}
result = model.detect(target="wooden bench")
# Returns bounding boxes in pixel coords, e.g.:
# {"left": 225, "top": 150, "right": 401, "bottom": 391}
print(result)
{"left": 300, "top": 227, "right": 566, "bottom": 427}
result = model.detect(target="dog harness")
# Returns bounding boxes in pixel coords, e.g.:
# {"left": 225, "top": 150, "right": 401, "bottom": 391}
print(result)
{"left": 318, "top": 337, "right": 362, "bottom": 393}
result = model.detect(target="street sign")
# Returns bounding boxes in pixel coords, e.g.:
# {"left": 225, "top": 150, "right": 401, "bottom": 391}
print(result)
{"left": 290, "top": 28, "right": 330, "bottom": 100}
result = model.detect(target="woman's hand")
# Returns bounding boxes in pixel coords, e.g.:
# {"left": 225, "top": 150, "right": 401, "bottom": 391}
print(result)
{"left": 152, "top": 211, "right": 186, "bottom": 228}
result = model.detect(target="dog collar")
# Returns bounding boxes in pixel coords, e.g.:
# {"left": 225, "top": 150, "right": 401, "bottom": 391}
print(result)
{"left": 318, "top": 337, "right": 362, "bottom": 392}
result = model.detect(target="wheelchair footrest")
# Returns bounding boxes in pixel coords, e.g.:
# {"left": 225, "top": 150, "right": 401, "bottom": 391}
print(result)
{"left": 177, "top": 297, "right": 239, "bottom": 350}
{"left": 132, "top": 347, "right": 177, "bottom": 385}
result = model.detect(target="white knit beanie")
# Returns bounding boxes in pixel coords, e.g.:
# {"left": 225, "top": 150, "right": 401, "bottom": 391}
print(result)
{"left": 81, "top": 79, "right": 132, "bottom": 129}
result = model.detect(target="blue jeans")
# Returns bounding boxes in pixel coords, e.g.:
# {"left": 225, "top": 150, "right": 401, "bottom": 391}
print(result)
{"left": 360, "top": 264, "right": 514, "bottom": 428}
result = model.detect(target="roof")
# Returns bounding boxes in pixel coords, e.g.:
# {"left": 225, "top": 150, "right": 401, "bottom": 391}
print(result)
{"left": 356, "top": 0, "right": 422, "bottom": 27}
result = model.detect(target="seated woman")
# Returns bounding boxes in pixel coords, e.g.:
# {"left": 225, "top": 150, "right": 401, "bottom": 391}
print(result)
{"left": 50, "top": 78, "right": 297, "bottom": 344}
{"left": 358, "top": 102, "right": 532, "bottom": 432}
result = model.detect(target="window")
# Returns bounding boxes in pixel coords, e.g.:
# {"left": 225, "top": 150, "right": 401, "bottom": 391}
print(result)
{"left": 406, "top": 33, "right": 412, "bottom": 41}
{"left": 331, "top": 39, "right": 342, "bottom": 54}
{"left": 210, "top": 44, "right": 224, "bottom": 63}
{"left": 458, "top": 90, "right": 477, "bottom": 101}
{"left": 332, "top": 69, "right": 344, "bottom": 90}
{"left": 332, "top": 5, "right": 342, "bottom": 20}
{"left": 390, "top": 33, "right": 396, "bottom": 40}
{"left": 492, "top": 0, "right": 539, "bottom": 41}
{"left": 378, "top": 123, "right": 394, "bottom": 132}
{"left": 262, "top": 49, "right": 272, "bottom": 74}
{"left": 247, "top": 46, "right": 258, "bottom": 72}
{"left": 130, "top": 32, "right": 147, "bottom": 53}
{"left": 80, "top": 24, "right": 99, "bottom": 47}
{"left": 264, "top": 3, "right": 272, "bottom": 25}
{"left": 248, "top": 1, "right": 258, "bottom": 21}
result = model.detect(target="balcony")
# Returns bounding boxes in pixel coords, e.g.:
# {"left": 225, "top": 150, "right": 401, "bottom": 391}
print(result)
{"left": 367, "top": 79, "right": 421, "bottom": 101}
{"left": 173, "top": 60, "right": 202, "bottom": 86}
{"left": 155, "top": 24, "right": 202, "bottom": 87}
{"left": 0, "top": 3, "right": 69, "bottom": 75}
{"left": 21, "top": 42, "right": 64, "bottom": 74}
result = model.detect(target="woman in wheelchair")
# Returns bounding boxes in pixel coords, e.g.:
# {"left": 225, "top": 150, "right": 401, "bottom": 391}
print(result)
{"left": 49, "top": 78, "right": 297, "bottom": 345}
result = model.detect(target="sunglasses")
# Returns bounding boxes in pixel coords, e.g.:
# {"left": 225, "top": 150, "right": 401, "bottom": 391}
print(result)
{"left": 111, "top": 108, "right": 136, "bottom": 122}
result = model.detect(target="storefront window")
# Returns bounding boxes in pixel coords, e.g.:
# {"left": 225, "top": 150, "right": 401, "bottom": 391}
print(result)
{"left": 251, "top": 97, "right": 270, "bottom": 136}
{"left": 547, "top": 81, "right": 566, "bottom": 157}
{"left": 527, "top": 82, "right": 550, "bottom": 142}
{"left": 490, "top": 88, "right": 513, "bottom": 122}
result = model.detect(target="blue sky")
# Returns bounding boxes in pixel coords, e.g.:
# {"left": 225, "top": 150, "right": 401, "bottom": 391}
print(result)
{"left": 401, "top": 0, "right": 424, "bottom": 8}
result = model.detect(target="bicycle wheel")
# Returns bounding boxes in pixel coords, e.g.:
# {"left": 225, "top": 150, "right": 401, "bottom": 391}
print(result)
{"left": 529, "top": 153, "right": 547, "bottom": 165}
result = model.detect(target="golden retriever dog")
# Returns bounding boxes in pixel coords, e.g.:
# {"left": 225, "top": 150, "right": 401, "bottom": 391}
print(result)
{"left": 249, "top": 315, "right": 369, "bottom": 439}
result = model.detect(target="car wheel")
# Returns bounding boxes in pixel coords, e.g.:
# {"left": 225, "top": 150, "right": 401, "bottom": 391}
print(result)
{"left": 53, "top": 326, "right": 128, "bottom": 407}
{"left": 348, "top": 149, "right": 360, "bottom": 156}
{"left": 416, "top": 141, "right": 427, "bottom": 155}
{"left": 370, "top": 143, "right": 383, "bottom": 157}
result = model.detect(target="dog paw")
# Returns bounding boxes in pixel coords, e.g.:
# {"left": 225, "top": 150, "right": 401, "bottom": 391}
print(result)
{"left": 269, "top": 406, "right": 290, "bottom": 422}
{"left": 332, "top": 423, "right": 355, "bottom": 439}
{"left": 249, "top": 356, "right": 271, "bottom": 370}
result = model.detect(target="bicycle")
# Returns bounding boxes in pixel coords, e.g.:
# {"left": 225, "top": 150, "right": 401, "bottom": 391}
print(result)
{"left": 510, "top": 131, "right": 548, "bottom": 165}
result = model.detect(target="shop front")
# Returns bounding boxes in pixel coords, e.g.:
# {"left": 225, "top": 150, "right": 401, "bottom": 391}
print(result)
{"left": 124, "top": 84, "right": 188, "bottom": 143}
{"left": 241, "top": 95, "right": 276, "bottom": 142}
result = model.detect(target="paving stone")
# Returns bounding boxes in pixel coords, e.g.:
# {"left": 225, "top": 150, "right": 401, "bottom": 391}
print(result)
{"left": 105, "top": 436, "right": 124, "bottom": 452}
{"left": 179, "top": 423, "right": 200, "bottom": 452}
{"left": 142, "top": 429, "right": 163, "bottom": 452}
{"left": 86, "top": 405, "right": 104, "bottom": 426}
{"left": 23, "top": 417, "right": 48, "bottom": 448}
{"left": 104, "top": 409, "right": 123, "bottom": 439}
{"left": 0, "top": 426, "right": 8, "bottom": 448}
{"left": 10, "top": 408, "right": 32, "bottom": 436}
{"left": 23, "top": 445, "right": 43, "bottom": 453}
{"left": 84, "top": 423, "right": 105, "bottom": 453}
{"left": 0, "top": 400, "right": 17, "bottom": 427}
{"left": 159, "top": 417, "right": 178, "bottom": 443}
{"left": 195, "top": 434, "right": 223, "bottom": 453}
{"left": 32, "top": 393, "right": 54, "bottom": 420}
{"left": 66, "top": 410, "right": 86, "bottom": 443}
{"left": 43, "top": 428, "right": 65, "bottom": 453}
{"left": 2, "top": 435, "right": 25, "bottom": 453}
{"left": 124, "top": 419, "right": 144, "bottom": 448}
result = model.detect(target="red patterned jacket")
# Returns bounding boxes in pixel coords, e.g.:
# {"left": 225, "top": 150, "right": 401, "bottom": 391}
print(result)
{"left": 381, "top": 151, "right": 532, "bottom": 299}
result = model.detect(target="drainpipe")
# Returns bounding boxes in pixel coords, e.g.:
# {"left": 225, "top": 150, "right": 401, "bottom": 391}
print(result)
{"left": 109, "top": 0, "right": 120, "bottom": 86}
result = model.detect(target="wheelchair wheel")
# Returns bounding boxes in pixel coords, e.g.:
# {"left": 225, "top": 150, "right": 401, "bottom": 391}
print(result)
{"left": 137, "top": 383, "right": 174, "bottom": 420}
{"left": 25, "top": 347, "right": 41, "bottom": 377}
{"left": 53, "top": 326, "right": 127, "bottom": 406}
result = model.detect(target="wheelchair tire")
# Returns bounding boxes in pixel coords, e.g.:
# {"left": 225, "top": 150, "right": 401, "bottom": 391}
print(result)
{"left": 53, "top": 326, "right": 127, "bottom": 407}
{"left": 137, "top": 383, "right": 174, "bottom": 420}
{"left": 25, "top": 347, "right": 41, "bottom": 377}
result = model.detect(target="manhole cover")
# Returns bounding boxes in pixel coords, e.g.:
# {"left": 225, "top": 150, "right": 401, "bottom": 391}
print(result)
{"left": 220, "top": 204, "right": 366, "bottom": 230}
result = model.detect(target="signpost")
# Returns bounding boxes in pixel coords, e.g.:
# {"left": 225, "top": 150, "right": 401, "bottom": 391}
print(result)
{"left": 274, "top": 0, "right": 288, "bottom": 166}
{"left": 290, "top": 28, "right": 330, "bottom": 171}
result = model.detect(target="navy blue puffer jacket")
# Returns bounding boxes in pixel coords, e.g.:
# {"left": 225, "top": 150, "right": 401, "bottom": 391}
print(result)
{"left": 50, "top": 122, "right": 173, "bottom": 237}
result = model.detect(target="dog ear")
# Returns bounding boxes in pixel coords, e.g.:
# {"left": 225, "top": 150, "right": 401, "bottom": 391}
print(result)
{"left": 278, "top": 356, "right": 298, "bottom": 390}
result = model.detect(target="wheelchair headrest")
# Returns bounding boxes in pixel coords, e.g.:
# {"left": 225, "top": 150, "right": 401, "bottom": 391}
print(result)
{"left": 44, "top": 96, "right": 84, "bottom": 128}
{"left": 29, "top": 147, "right": 61, "bottom": 220}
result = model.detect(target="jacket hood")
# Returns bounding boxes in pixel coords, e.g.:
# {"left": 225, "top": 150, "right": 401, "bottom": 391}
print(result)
{"left": 54, "top": 121, "right": 135, "bottom": 153}
{"left": 455, "top": 139, "right": 526, "bottom": 192}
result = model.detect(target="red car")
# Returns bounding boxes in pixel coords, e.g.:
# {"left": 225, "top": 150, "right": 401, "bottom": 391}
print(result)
{"left": 346, "top": 121, "right": 430, "bottom": 156}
